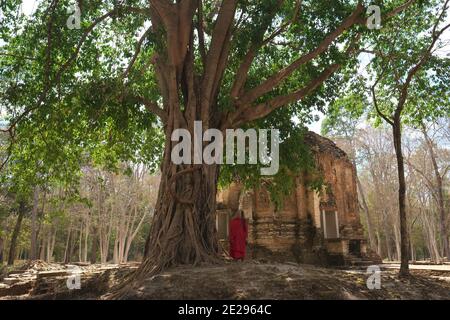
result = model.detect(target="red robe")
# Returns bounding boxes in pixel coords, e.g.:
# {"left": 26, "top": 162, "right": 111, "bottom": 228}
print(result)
{"left": 229, "top": 217, "right": 248, "bottom": 259}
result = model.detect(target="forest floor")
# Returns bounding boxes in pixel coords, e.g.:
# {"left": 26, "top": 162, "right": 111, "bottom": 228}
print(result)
{"left": 1, "top": 260, "right": 450, "bottom": 300}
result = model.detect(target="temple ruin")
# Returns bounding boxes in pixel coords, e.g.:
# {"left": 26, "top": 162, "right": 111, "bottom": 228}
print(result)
{"left": 216, "top": 131, "right": 380, "bottom": 266}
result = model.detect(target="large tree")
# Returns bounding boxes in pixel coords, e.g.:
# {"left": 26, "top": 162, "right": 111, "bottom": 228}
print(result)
{"left": 1, "top": 0, "right": 422, "bottom": 281}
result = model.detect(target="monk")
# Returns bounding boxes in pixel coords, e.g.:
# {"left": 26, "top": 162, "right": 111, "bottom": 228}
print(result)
{"left": 229, "top": 210, "right": 248, "bottom": 260}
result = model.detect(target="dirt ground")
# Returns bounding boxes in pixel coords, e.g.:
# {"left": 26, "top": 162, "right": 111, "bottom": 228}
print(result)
{"left": 1, "top": 260, "right": 450, "bottom": 300}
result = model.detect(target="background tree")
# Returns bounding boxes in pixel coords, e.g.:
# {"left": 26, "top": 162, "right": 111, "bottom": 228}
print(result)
{"left": 405, "top": 120, "right": 450, "bottom": 261}
{"left": 321, "top": 90, "right": 378, "bottom": 251}
{"left": 321, "top": 0, "right": 449, "bottom": 274}
{"left": 365, "top": 0, "right": 449, "bottom": 275}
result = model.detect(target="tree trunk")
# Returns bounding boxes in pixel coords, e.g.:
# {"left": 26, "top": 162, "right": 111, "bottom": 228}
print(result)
{"left": 424, "top": 209, "right": 441, "bottom": 263}
{"left": 113, "top": 236, "right": 119, "bottom": 264}
{"left": 78, "top": 227, "right": 83, "bottom": 262}
{"left": 376, "top": 231, "right": 382, "bottom": 257}
{"left": 393, "top": 222, "right": 401, "bottom": 261}
{"left": 422, "top": 127, "right": 450, "bottom": 261}
{"left": 356, "top": 176, "right": 376, "bottom": 250}
{"left": 124, "top": 206, "right": 148, "bottom": 263}
{"left": 392, "top": 121, "right": 409, "bottom": 276}
{"left": 83, "top": 213, "right": 90, "bottom": 263}
{"left": 90, "top": 226, "right": 99, "bottom": 264}
{"left": 139, "top": 141, "right": 220, "bottom": 275}
{"left": 8, "top": 202, "right": 26, "bottom": 266}
{"left": 30, "top": 186, "right": 39, "bottom": 260}
{"left": 0, "top": 236, "right": 4, "bottom": 264}
{"left": 64, "top": 222, "right": 72, "bottom": 264}
{"left": 385, "top": 236, "right": 393, "bottom": 261}
{"left": 39, "top": 236, "right": 46, "bottom": 260}
{"left": 382, "top": 210, "right": 393, "bottom": 261}
{"left": 409, "top": 224, "right": 415, "bottom": 263}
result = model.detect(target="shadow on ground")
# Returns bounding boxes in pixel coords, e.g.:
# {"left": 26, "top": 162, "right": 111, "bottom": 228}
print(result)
{"left": 1, "top": 260, "right": 449, "bottom": 300}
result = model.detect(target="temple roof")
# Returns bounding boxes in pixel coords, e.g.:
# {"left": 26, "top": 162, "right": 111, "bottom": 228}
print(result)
{"left": 304, "top": 131, "right": 348, "bottom": 160}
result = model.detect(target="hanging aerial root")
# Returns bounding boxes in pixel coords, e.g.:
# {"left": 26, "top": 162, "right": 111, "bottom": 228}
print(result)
{"left": 104, "top": 254, "right": 168, "bottom": 300}
{"left": 168, "top": 166, "right": 202, "bottom": 205}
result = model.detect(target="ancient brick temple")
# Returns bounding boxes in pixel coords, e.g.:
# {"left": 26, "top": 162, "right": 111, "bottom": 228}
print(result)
{"left": 216, "top": 131, "right": 380, "bottom": 266}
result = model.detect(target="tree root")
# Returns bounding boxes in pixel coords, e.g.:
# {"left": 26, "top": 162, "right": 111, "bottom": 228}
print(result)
{"left": 104, "top": 252, "right": 222, "bottom": 300}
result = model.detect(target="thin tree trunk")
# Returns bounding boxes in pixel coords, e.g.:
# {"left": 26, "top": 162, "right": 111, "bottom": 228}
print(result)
{"left": 376, "top": 231, "right": 382, "bottom": 257}
{"left": 51, "top": 231, "right": 56, "bottom": 261}
{"left": 427, "top": 210, "right": 441, "bottom": 263}
{"left": 124, "top": 207, "right": 148, "bottom": 263}
{"left": 392, "top": 120, "right": 409, "bottom": 276}
{"left": 7, "top": 202, "right": 26, "bottom": 266}
{"left": 78, "top": 227, "right": 82, "bottom": 262}
{"left": 113, "top": 235, "right": 119, "bottom": 264}
{"left": 30, "top": 186, "right": 39, "bottom": 260}
{"left": 356, "top": 176, "right": 376, "bottom": 250}
{"left": 64, "top": 222, "right": 72, "bottom": 264}
{"left": 409, "top": 224, "right": 415, "bottom": 263}
{"left": 90, "top": 226, "right": 98, "bottom": 264}
{"left": 39, "top": 236, "right": 46, "bottom": 260}
{"left": 393, "top": 223, "right": 402, "bottom": 261}
{"left": 84, "top": 214, "right": 89, "bottom": 263}
{"left": 46, "top": 230, "right": 51, "bottom": 262}
{"left": 68, "top": 230, "right": 76, "bottom": 263}
{"left": 0, "top": 236, "right": 4, "bottom": 264}
{"left": 382, "top": 210, "right": 393, "bottom": 261}
{"left": 385, "top": 235, "right": 393, "bottom": 261}
{"left": 422, "top": 126, "right": 450, "bottom": 261}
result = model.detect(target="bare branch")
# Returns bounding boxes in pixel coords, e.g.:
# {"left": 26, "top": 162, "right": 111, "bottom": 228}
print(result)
{"left": 405, "top": 158, "right": 438, "bottom": 202}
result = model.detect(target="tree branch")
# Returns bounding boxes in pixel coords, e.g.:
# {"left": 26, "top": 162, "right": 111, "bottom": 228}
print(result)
{"left": 385, "top": 0, "right": 416, "bottom": 20}
{"left": 230, "top": 0, "right": 296, "bottom": 100}
{"left": 132, "top": 95, "right": 167, "bottom": 123}
{"left": 395, "top": 5, "right": 450, "bottom": 119}
{"left": 371, "top": 68, "right": 394, "bottom": 126}
{"left": 1, "top": 5, "right": 150, "bottom": 135}
{"left": 226, "top": 35, "right": 361, "bottom": 127}
{"left": 196, "top": 0, "right": 207, "bottom": 66}
{"left": 122, "top": 27, "right": 153, "bottom": 79}
{"left": 235, "top": 3, "right": 365, "bottom": 107}
{"left": 201, "top": 0, "right": 238, "bottom": 122}
{"left": 231, "top": 63, "right": 341, "bottom": 127}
